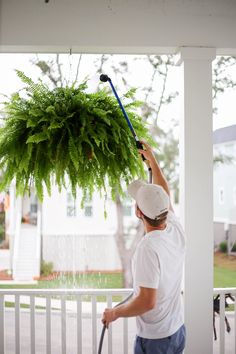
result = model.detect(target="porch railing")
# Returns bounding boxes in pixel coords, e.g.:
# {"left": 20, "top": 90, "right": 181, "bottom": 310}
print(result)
{"left": 0, "top": 288, "right": 235, "bottom": 354}
{"left": 213, "top": 288, "right": 236, "bottom": 354}
{"left": 0, "top": 288, "right": 133, "bottom": 354}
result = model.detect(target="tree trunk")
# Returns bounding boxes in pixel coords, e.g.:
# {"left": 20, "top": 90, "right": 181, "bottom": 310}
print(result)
{"left": 122, "top": 257, "right": 133, "bottom": 288}
{"left": 114, "top": 194, "right": 144, "bottom": 288}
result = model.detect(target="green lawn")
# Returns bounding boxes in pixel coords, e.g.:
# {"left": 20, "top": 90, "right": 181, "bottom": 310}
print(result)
{"left": 0, "top": 273, "right": 124, "bottom": 304}
{"left": 0, "top": 273, "right": 123, "bottom": 290}
{"left": 1, "top": 255, "right": 235, "bottom": 291}
{"left": 214, "top": 266, "right": 236, "bottom": 288}
{"left": 214, "top": 252, "right": 236, "bottom": 288}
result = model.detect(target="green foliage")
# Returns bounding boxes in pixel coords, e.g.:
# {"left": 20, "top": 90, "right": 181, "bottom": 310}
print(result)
{"left": 0, "top": 71, "right": 152, "bottom": 202}
{"left": 0, "top": 224, "right": 4, "bottom": 242}
{"left": 219, "top": 241, "right": 236, "bottom": 253}
{"left": 214, "top": 266, "right": 236, "bottom": 288}
{"left": 219, "top": 241, "right": 227, "bottom": 253}
{"left": 40, "top": 260, "right": 54, "bottom": 277}
{"left": 0, "top": 212, "right": 5, "bottom": 242}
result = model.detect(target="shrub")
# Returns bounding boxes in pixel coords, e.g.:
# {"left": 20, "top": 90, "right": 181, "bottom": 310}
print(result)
{"left": 0, "top": 224, "right": 5, "bottom": 242}
{"left": 0, "top": 212, "right": 5, "bottom": 242}
{"left": 219, "top": 241, "right": 236, "bottom": 253}
{"left": 219, "top": 241, "right": 227, "bottom": 253}
{"left": 40, "top": 260, "right": 54, "bottom": 277}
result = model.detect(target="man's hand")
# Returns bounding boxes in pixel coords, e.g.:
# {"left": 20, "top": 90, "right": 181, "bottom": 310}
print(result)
{"left": 102, "top": 308, "right": 118, "bottom": 328}
{"left": 138, "top": 141, "right": 156, "bottom": 164}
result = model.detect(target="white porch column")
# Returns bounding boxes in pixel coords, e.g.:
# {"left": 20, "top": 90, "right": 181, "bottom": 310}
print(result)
{"left": 179, "top": 47, "right": 216, "bottom": 354}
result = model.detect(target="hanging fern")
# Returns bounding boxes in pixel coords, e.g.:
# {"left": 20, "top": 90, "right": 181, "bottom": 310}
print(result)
{"left": 0, "top": 70, "right": 153, "bottom": 202}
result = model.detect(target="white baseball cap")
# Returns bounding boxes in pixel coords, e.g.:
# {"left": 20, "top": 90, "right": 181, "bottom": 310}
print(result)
{"left": 127, "top": 179, "right": 169, "bottom": 220}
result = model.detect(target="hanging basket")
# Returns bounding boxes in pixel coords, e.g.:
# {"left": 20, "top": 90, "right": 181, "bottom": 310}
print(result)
{"left": 0, "top": 71, "right": 152, "bottom": 202}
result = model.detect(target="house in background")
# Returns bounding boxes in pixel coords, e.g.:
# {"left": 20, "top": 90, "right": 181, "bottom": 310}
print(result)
{"left": 4, "top": 181, "right": 136, "bottom": 281}
{"left": 213, "top": 124, "right": 236, "bottom": 251}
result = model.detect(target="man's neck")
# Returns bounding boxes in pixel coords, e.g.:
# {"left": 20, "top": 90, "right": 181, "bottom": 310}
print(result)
{"left": 145, "top": 222, "right": 167, "bottom": 234}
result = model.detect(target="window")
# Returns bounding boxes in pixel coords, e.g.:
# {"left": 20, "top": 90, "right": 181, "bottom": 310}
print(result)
{"left": 84, "top": 205, "right": 93, "bottom": 217}
{"left": 84, "top": 195, "right": 93, "bottom": 217}
{"left": 30, "top": 204, "right": 38, "bottom": 213}
{"left": 219, "top": 188, "right": 224, "bottom": 205}
{"left": 67, "top": 193, "right": 76, "bottom": 217}
{"left": 67, "top": 205, "right": 76, "bottom": 217}
{"left": 30, "top": 193, "right": 38, "bottom": 213}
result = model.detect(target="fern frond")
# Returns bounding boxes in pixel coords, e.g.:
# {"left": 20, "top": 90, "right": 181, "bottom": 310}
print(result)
{"left": 0, "top": 71, "right": 152, "bottom": 204}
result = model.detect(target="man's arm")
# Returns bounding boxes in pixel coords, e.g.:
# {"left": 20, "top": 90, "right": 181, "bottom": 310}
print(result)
{"left": 102, "top": 287, "right": 157, "bottom": 327}
{"left": 139, "top": 141, "right": 174, "bottom": 212}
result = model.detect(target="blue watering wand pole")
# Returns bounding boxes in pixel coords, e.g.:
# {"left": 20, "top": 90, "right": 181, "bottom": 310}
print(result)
{"left": 100, "top": 74, "right": 152, "bottom": 183}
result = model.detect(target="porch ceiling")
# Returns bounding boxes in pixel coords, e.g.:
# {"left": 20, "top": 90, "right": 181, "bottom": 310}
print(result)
{"left": 0, "top": 0, "right": 236, "bottom": 54}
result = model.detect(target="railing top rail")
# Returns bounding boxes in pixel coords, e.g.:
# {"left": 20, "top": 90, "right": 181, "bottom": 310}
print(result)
{"left": 0, "top": 287, "right": 235, "bottom": 296}
{"left": 0, "top": 288, "right": 133, "bottom": 296}
{"left": 213, "top": 288, "right": 236, "bottom": 295}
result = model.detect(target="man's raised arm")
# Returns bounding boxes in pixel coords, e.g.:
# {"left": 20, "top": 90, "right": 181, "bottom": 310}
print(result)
{"left": 138, "top": 141, "right": 174, "bottom": 212}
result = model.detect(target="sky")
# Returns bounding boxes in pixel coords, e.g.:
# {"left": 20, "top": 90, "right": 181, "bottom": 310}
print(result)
{"left": 0, "top": 53, "right": 235, "bottom": 132}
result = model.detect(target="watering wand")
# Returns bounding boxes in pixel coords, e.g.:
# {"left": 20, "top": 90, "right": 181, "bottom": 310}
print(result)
{"left": 100, "top": 74, "right": 152, "bottom": 183}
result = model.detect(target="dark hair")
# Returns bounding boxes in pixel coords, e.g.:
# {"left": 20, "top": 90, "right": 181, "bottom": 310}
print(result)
{"left": 142, "top": 211, "right": 168, "bottom": 227}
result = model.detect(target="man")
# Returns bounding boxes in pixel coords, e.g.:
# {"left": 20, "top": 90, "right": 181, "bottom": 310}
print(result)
{"left": 102, "top": 141, "right": 186, "bottom": 354}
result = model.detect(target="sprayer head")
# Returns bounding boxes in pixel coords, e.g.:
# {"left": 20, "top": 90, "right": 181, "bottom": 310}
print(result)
{"left": 100, "top": 74, "right": 110, "bottom": 82}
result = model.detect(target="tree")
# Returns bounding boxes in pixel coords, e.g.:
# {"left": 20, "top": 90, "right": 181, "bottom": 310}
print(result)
{"left": 212, "top": 56, "right": 236, "bottom": 166}
{"left": 212, "top": 56, "right": 236, "bottom": 115}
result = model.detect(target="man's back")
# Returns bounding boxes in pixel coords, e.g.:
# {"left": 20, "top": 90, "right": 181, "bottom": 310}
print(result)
{"left": 132, "top": 211, "right": 186, "bottom": 339}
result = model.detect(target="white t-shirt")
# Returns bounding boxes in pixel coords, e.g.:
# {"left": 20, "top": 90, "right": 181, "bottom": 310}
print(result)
{"left": 132, "top": 210, "right": 186, "bottom": 339}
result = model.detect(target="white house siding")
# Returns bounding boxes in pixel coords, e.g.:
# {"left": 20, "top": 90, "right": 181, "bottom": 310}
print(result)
{"left": 41, "top": 184, "right": 118, "bottom": 236}
{"left": 213, "top": 222, "right": 225, "bottom": 248}
{"left": 213, "top": 136, "right": 236, "bottom": 247}
{"left": 42, "top": 234, "right": 121, "bottom": 271}
{"left": 0, "top": 250, "right": 10, "bottom": 270}
{"left": 41, "top": 184, "right": 135, "bottom": 271}
{"left": 214, "top": 144, "right": 236, "bottom": 222}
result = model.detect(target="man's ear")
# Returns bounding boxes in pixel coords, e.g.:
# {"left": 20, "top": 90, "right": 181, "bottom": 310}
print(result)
{"left": 136, "top": 206, "right": 143, "bottom": 219}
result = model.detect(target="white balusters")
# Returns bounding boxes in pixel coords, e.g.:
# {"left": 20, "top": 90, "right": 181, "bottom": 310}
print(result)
{"left": 46, "top": 296, "right": 51, "bottom": 354}
{"left": 0, "top": 295, "right": 5, "bottom": 354}
{"left": 92, "top": 295, "right": 97, "bottom": 354}
{"left": 107, "top": 295, "right": 113, "bottom": 354}
{"left": 0, "top": 289, "right": 134, "bottom": 353}
{"left": 30, "top": 295, "right": 35, "bottom": 354}
{"left": 15, "top": 294, "right": 20, "bottom": 354}
{"left": 219, "top": 293, "right": 226, "bottom": 354}
{"left": 123, "top": 318, "right": 128, "bottom": 354}
{"left": 61, "top": 296, "right": 67, "bottom": 354}
{"left": 77, "top": 295, "right": 82, "bottom": 354}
